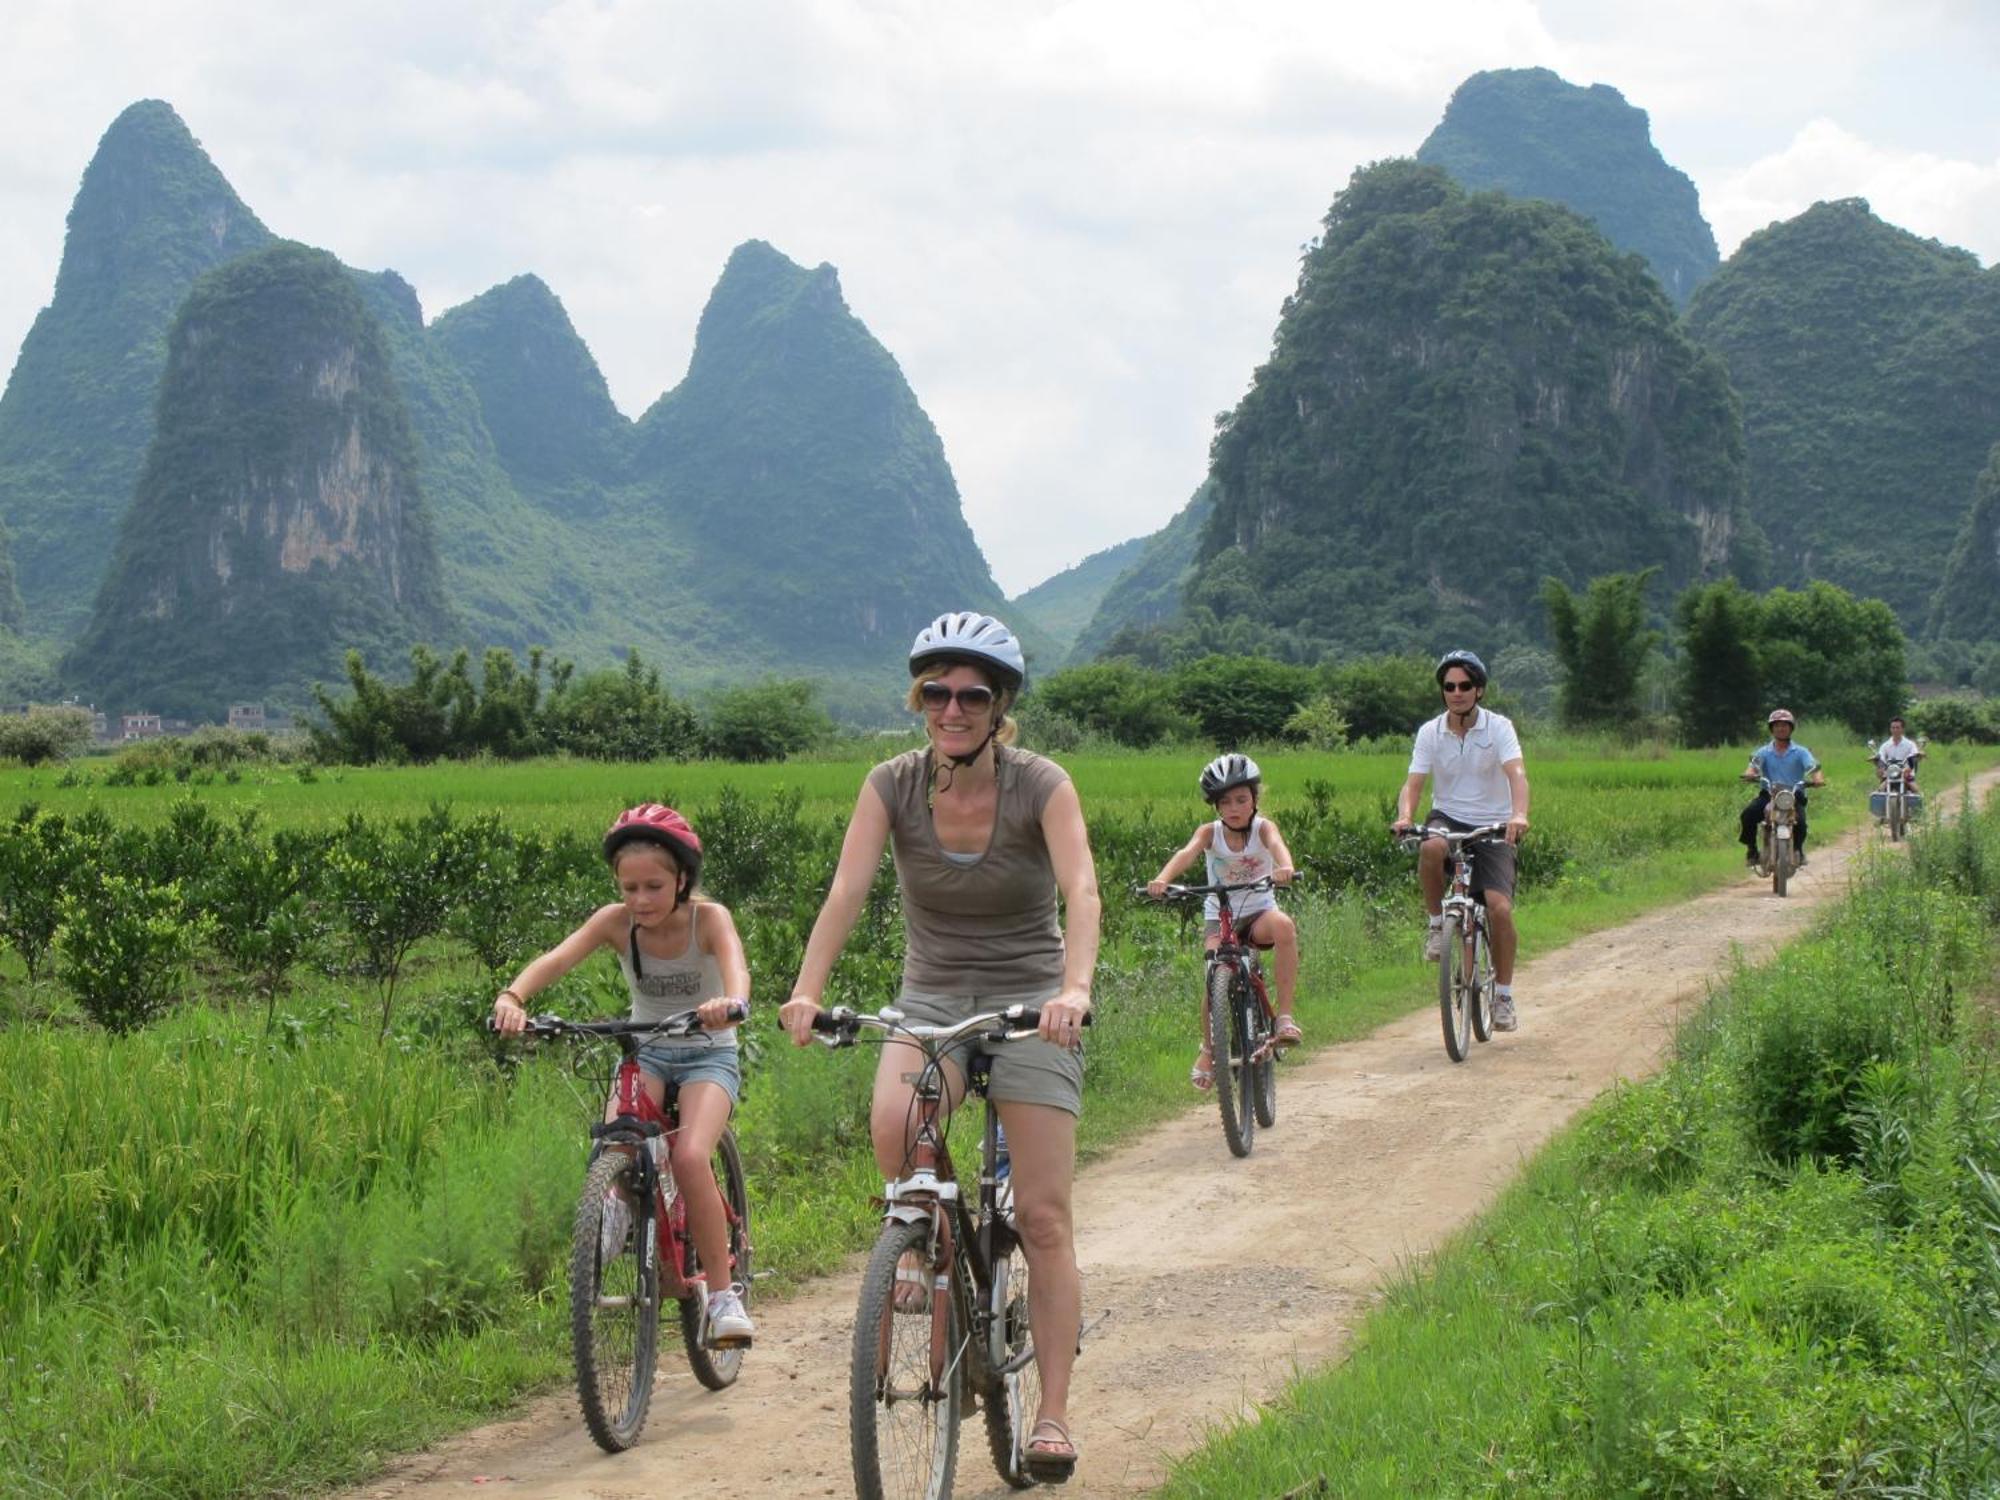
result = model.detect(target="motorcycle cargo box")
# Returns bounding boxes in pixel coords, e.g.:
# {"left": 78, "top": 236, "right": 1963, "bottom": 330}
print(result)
{"left": 1870, "top": 791, "right": 1924, "bottom": 819}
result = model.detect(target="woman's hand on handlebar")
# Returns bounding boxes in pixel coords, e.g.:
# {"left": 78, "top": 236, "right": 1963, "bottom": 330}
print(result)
{"left": 1039, "top": 988, "right": 1091, "bottom": 1050}
{"left": 779, "top": 994, "right": 822, "bottom": 1047}
{"left": 491, "top": 990, "right": 528, "bottom": 1035}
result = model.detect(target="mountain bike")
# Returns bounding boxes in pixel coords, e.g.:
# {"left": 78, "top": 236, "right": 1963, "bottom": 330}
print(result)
{"left": 1137, "top": 875, "right": 1286, "bottom": 1157}
{"left": 1400, "top": 824, "right": 1504, "bottom": 1062}
{"left": 1868, "top": 741, "right": 1925, "bottom": 842}
{"left": 502, "top": 1007, "right": 752, "bottom": 1451}
{"left": 808, "top": 1002, "right": 1090, "bottom": 1499}
{"left": 1752, "top": 777, "right": 1808, "bottom": 896}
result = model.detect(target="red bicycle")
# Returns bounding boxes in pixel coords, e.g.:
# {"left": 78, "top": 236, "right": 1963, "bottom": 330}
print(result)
{"left": 507, "top": 1007, "right": 752, "bottom": 1451}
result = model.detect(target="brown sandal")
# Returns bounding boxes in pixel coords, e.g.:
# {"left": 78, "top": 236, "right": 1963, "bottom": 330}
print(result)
{"left": 1024, "top": 1417, "right": 1078, "bottom": 1482}
{"left": 1273, "top": 1015, "right": 1303, "bottom": 1049}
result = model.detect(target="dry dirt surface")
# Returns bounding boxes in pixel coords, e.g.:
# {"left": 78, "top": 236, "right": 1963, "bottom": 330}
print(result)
{"left": 344, "top": 773, "right": 1999, "bottom": 1500}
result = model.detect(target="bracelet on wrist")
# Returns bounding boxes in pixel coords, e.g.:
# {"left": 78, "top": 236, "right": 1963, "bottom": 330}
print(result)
{"left": 498, "top": 989, "right": 523, "bottom": 1007}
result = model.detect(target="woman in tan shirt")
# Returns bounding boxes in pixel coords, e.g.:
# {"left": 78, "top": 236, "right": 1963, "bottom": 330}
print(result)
{"left": 781, "top": 611, "right": 1100, "bottom": 1481}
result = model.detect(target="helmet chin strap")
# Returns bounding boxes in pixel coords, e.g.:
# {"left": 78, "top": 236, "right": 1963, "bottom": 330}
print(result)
{"left": 929, "top": 719, "right": 1002, "bottom": 799}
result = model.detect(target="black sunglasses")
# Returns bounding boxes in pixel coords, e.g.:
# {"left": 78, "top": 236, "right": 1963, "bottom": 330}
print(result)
{"left": 920, "top": 681, "right": 996, "bottom": 713}
{"left": 1441, "top": 678, "right": 1478, "bottom": 693}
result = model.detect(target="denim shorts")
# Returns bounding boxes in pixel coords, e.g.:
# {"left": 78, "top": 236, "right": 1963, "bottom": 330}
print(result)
{"left": 637, "top": 1043, "right": 741, "bottom": 1107}
{"left": 896, "top": 989, "right": 1084, "bottom": 1117}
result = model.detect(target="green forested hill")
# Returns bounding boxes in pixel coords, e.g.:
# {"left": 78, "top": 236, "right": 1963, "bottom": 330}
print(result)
{"left": 64, "top": 245, "right": 452, "bottom": 715}
{"left": 1685, "top": 198, "right": 2000, "bottom": 633}
{"left": 1932, "top": 443, "right": 2000, "bottom": 641}
{"left": 633, "top": 241, "right": 1011, "bottom": 691}
{"left": 1010, "top": 533, "right": 1148, "bottom": 660}
{"left": 430, "top": 274, "right": 632, "bottom": 510}
{"left": 1175, "top": 160, "right": 1752, "bottom": 658}
{"left": 1069, "top": 483, "right": 1215, "bottom": 661}
{"left": 0, "top": 100, "right": 272, "bottom": 638}
{"left": 1417, "top": 68, "right": 1719, "bottom": 308}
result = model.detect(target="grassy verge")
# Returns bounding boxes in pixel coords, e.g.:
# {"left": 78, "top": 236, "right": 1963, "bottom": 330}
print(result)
{"left": 1161, "top": 795, "right": 2000, "bottom": 1498}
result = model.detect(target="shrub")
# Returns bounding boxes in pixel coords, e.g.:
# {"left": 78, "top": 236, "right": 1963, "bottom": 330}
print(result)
{"left": 1032, "top": 661, "right": 1179, "bottom": 748}
{"left": 0, "top": 706, "right": 93, "bottom": 766}
{"left": 543, "top": 650, "right": 699, "bottom": 761}
{"left": 1283, "top": 694, "right": 1350, "bottom": 750}
{"left": 0, "top": 809, "right": 76, "bottom": 982}
{"left": 1909, "top": 695, "right": 2000, "bottom": 745}
{"left": 700, "top": 679, "right": 833, "bottom": 762}
{"left": 1169, "top": 654, "right": 1314, "bottom": 747}
{"left": 1319, "top": 653, "right": 1436, "bottom": 741}
{"left": 55, "top": 876, "right": 212, "bottom": 1032}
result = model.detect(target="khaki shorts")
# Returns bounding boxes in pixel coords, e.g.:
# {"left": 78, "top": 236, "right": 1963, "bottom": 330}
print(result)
{"left": 896, "top": 989, "right": 1085, "bottom": 1117}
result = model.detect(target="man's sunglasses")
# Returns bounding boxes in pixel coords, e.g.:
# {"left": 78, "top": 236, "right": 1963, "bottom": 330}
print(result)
{"left": 1441, "top": 678, "right": 1478, "bottom": 693}
{"left": 920, "top": 681, "right": 996, "bottom": 713}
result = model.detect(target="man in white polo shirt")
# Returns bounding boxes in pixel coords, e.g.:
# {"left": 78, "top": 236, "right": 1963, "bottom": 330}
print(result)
{"left": 1390, "top": 650, "right": 1532, "bottom": 1031}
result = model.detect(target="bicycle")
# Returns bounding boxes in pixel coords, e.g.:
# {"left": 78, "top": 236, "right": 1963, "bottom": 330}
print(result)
{"left": 502, "top": 1007, "right": 752, "bottom": 1451}
{"left": 808, "top": 1002, "right": 1090, "bottom": 1499}
{"left": 1399, "top": 824, "right": 1505, "bottom": 1063}
{"left": 1136, "top": 875, "right": 1287, "bottom": 1157}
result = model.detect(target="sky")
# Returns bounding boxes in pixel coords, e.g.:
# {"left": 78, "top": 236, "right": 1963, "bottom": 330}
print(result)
{"left": 4, "top": 1, "right": 1999, "bottom": 596}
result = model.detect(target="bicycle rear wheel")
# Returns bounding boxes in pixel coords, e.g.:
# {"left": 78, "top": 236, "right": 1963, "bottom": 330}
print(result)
{"left": 571, "top": 1150, "right": 660, "bottom": 1452}
{"left": 1439, "top": 913, "right": 1470, "bottom": 1062}
{"left": 1470, "top": 918, "right": 1494, "bottom": 1044}
{"left": 678, "top": 1128, "right": 752, "bottom": 1390}
{"left": 852, "top": 1216, "right": 961, "bottom": 1500}
{"left": 981, "top": 1218, "right": 1041, "bottom": 1489}
{"left": 1207, "top": 962, "right": 1253, "bottom": 1157}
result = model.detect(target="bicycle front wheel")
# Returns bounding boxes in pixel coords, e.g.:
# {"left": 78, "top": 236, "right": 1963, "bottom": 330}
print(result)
{"left": 1889, "top": 793, "right": 1905, "bottom": 841}
{"left": 1439, "top": 913, "right": 1470, "bottom": 1062}
{"left": 571, "top": 1149, "right": 660, "bottom": 1452}
{"left": 981, "top": 1218, "right": 1041, "bottom": 1489}
{"left": 679, "top": 1127, "right": 752, "bottom": 1390}
{"left": 853, "top": 1216, "right": 962, "bottom": 1500}
{"left": 1207, "top": 962, "right": 1253, "bottom": 1157}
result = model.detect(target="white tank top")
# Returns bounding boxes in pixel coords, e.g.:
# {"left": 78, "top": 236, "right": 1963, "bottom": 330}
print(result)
{"left": 614, "top": 910, "right": 733, "bottom": 1050}
{"left": 1202, "top": 817, "right": 1276, "bottom": 923}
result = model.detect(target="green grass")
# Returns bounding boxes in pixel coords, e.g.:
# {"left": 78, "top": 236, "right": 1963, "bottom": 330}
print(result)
{"left": 3, "top": 734, "right": 1996, "bottom": 1497}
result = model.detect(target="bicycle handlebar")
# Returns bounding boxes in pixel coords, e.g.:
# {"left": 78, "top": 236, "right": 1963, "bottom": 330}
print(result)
{"left": 1133, "top": 874, "right": 1296, "bottom": 902}
{"left": 807, "top": 1002, "right": 1093, "bottom": 1050}
{"left": 490, "top": 1001, "right": 749, "bottom": 1041}
{"left": 1396, "top": 823, "right": 1506, "bottom": 854}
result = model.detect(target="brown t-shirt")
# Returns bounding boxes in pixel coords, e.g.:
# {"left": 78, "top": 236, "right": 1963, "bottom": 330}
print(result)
{"left": 865, "top": 744, "right": 1071, "bottom": 995}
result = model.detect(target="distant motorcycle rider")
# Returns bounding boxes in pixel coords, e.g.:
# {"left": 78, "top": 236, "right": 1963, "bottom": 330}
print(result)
{"left": 1739, "top": 709, "right": 1826, "bottom": 867}
{"left": 1873, "top": 715, "right": 1922, "bottom": 789}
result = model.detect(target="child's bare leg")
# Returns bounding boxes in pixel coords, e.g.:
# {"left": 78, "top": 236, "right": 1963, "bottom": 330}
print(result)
{"left": 1194, "top": 929, "right": 1222, "bottom": 1072}
{"left": 1254, "top": 909, "right": 1300, "bottom": 1015}
{"left": 669, "top": 1082, "right": 736, "bottom": 1290}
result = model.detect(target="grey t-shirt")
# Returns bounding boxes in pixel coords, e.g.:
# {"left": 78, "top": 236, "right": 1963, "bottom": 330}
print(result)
{"left": 865, "top": 745, "right": 1071, "bottom": 995}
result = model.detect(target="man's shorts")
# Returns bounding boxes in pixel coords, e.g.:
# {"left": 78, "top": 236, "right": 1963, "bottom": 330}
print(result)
{"left": 895, "top": 989, "right": 1084, "bottom": 1117}
{"left": 637, "top": 1042, "right": 742, "bottom": 1106}
{"left": 1425, "top": 811, "right": 1519, "bottom": 902}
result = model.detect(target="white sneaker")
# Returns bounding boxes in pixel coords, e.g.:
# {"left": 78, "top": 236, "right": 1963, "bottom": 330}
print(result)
{"left": 704, "top": 1284, "right": 754, "bottom": 1347}
{"left": 598, "top": 1190, "right": 633, "bottom": 1262}
{"left": 1423, "top": 922, "right": 1445, "bottom": 962}
{"left": 1492, "top": 995, "right": 1518, "bottom": 1032}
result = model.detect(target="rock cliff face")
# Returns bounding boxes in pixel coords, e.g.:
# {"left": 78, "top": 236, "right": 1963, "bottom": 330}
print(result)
{"left": 633, "top": 240, "right": 1009, "bottom": 673}
{"left": 1931, "top": 444, "right": 2000, "bottom": 643}
{"left": 64, "top": 244, "right": 450, "bottom": 714}
{"left": 1417, "top": 68, "right": 1719, "bottom": 308}
{"left": 0, "top": 101, "right": 272, "bottom": 637}
{"left": 1686, "top": 198, "right": 2000, "bottom": 635}
{"left": 1180, "top": 160, "right": 1752, "bottom": 657}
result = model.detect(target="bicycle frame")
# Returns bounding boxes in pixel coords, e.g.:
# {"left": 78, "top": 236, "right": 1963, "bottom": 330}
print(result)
{"left": 1209, "top": 888, "right": 1278, "bottom": 1059}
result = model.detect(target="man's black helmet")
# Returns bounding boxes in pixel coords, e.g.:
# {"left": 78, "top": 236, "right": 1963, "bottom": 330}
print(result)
{"left": 1435, "top": 649, "right": 1487, "bottom": 687}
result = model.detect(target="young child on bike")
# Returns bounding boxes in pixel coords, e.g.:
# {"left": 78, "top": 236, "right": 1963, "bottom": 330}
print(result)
{"left": 491, "top": 804, "right": 755, "bottom": 1346}
{"left": 1147, "top": 753, "right": 1300, "bottom": 1089}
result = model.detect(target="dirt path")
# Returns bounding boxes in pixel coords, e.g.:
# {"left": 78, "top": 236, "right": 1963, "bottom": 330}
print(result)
{"left": 345, "top": 774, "right": 1998, "bottom": 1500}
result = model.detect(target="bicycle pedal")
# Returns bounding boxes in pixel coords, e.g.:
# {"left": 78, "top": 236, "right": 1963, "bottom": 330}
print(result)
{"left": 705, "top": 1333, "right": 752, "bottom": 1350}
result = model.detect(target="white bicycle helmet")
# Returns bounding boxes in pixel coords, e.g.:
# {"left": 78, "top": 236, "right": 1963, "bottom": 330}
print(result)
{"left": 909, "top": 611, "right": 1025, "bottom": 690}
{"left": 1199, "top": 753, "right": 1262, "bottom": 801}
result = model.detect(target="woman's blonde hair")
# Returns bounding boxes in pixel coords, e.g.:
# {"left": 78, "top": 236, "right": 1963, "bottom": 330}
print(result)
{"left": 906, "top": 669, "right": 1019, "bottom": 746}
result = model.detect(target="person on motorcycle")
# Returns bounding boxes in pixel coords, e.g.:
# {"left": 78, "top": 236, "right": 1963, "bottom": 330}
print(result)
{"left": 1739, "top": 709, "right": 1825, "bottom": 868}
{"left": 1873, "top": 716, "right": 1923, "bottom": 790}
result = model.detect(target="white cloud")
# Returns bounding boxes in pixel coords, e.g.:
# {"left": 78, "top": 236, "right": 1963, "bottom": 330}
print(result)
{"left": 2, "top": 1, "right": 1998, "bottom": 594}
{"left": 1708, "top": 118, "right": 2000, "bottom": 262}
